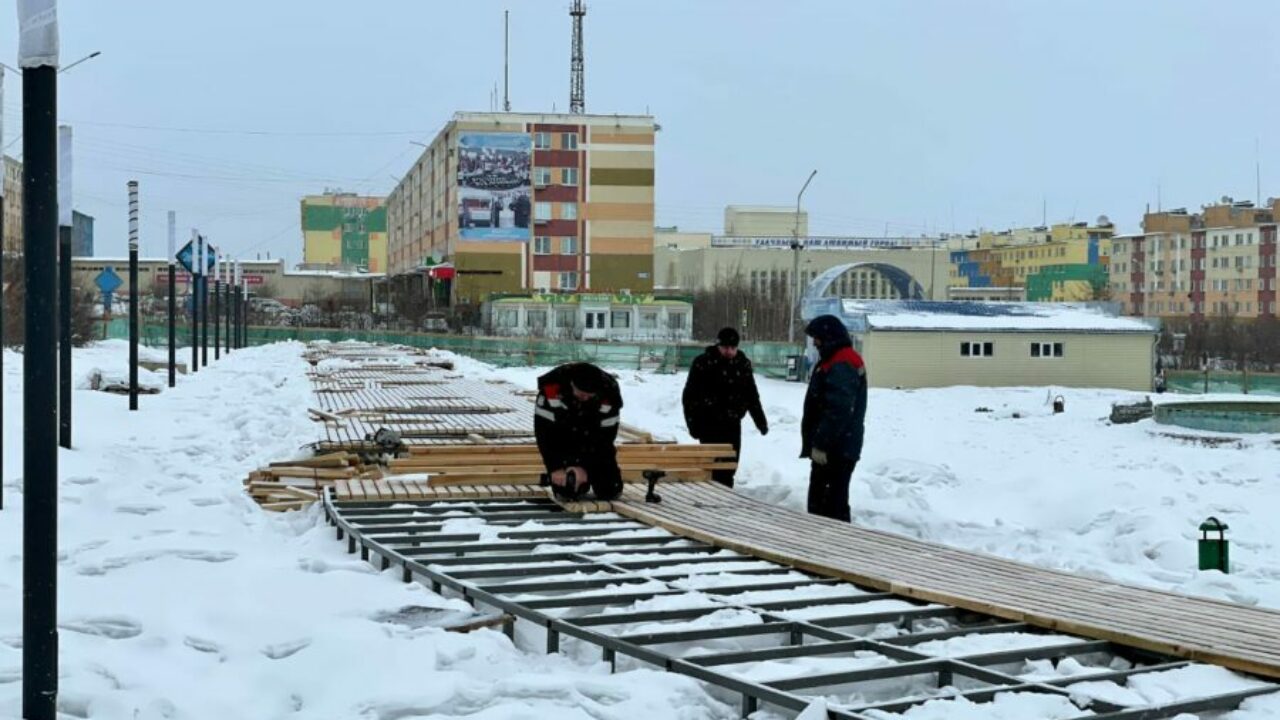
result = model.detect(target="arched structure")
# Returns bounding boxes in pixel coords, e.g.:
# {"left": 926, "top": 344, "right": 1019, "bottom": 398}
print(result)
{"left": 800, "top": 262, "right": 926, "bottom": 321}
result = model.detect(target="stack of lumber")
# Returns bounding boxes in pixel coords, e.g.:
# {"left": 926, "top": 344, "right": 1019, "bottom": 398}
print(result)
{"left": 243, "top": 452, "right": 371, "bottom": 511}
{"left": 389, "top": 443, "right": 737, "bottom": 486}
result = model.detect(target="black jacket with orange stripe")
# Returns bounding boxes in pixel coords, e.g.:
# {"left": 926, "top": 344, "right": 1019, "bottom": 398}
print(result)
{"left": 533, "top": 363, "right": 623, "bottom": 473}
{"left": 801, "top": 316, "right": 868, "bottom": 463}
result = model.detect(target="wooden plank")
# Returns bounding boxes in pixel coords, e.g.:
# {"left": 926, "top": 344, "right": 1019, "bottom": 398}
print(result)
{"left": 345, "top": 479, "right": 366, "bottom": 501}
{"left": 608, "top": 482, "right": 1280, "bottom": 680}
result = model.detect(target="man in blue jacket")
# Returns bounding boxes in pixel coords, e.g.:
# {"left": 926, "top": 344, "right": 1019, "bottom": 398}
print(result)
{"left": 800, "top": 315, "right": 868, "bottom": 522}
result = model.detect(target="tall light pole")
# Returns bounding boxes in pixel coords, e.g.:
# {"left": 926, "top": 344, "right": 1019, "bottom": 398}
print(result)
{"left": 789, "top": 169, "right": 817, "bottom": 344}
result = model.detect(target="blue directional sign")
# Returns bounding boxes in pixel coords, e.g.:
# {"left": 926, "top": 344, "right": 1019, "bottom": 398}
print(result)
{"left": 95, "top": 267, "right": 123, "bottom": 315}
{"left": 176, "top": 239, "right": 218, "bottom": 275}
{"left": 94, "top": 266, "right": 123, "bottom": 294}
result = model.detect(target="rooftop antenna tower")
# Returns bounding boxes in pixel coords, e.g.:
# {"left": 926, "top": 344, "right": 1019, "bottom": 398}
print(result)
{"left": 503, "top": 10, "right": 511, "bottom": 112}
{"left": 569, "top": 0, "right": 586, "bottom": 114}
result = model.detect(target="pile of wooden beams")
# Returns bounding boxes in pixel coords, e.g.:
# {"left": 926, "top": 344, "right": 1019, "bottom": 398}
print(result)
{"left": 389, "top": 443, "right": 737, "bottom": 486}
{"left": 243, "top": 452, "right": 372, "bottom": 512}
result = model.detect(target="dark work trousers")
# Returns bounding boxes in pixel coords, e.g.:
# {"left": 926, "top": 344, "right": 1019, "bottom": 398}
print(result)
{"left": 698, "top": 422, "right": 742, "bottom": 488}
{"left": 807, "top": 456, "right": 856, "bottom": 522}
{"left": 552, "top": 459, "right": 623, "bottom": 501}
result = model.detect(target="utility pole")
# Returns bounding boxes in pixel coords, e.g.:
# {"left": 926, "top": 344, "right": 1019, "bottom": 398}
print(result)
{"left": 789, "top": 169, "right": 817, "bottom": 345}
{"left": 167, "top": 211, "right": 176, "bottom": 386}
{"left": 58, "top": 125, "right": 72, "bottom": 446}
{"left": 569, "top": 0, "right": 586, "bottom": 114}
{"left": 20, "top": 0, "right": 61, "bottom": 713}
{"left": 128, "top": 180, "right": 139, "bottom": 411}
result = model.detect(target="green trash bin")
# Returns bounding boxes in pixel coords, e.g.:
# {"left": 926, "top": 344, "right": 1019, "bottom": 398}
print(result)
{"left": 1198, "top": 516, "right": 1229, "bottom": 573}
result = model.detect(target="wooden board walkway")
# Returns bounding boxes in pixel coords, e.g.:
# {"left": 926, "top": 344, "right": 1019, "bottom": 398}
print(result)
{"left": 587, "top": 481, "right": 1280, "bottom": 681}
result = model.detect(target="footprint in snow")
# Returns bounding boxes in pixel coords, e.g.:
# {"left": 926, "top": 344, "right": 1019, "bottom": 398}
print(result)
{"left": 115, "top": 504, "right": 166, "bottom": 516}
{"left": 65, "top": 476, "right": 98, "bottom": 486}
{"left": 261, "top": 638, "right": 311, "bottom": 660}
{"left": 189, "top": 497, "right": 224, "bottom": 507}
{"left": 77, "top": 549, "right": 238, "bottom": 576}
{"left": 60, "top": 616, "right": 143, "bottom": 640}
{"left": 183, "top": 636, "right": 223, "bottom": 655}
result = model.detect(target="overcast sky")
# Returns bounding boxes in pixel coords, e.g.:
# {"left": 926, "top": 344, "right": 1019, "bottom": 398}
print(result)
{"left": 3, "top": 0, "right": 1278, "bottom": 264}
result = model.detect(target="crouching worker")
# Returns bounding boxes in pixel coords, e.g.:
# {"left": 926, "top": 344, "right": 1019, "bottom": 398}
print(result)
{"left": 534, "top": 362, "right": 624, "bottom": 501}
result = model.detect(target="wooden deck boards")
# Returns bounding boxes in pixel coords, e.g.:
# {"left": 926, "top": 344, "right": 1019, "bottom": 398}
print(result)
{"left": 599, "top": 481, "right": 1280, "bottom": 680}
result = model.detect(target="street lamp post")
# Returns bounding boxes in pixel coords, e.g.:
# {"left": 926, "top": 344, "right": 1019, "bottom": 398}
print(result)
{"left": 789, "top": 169, "right": 817, "bottom": 344}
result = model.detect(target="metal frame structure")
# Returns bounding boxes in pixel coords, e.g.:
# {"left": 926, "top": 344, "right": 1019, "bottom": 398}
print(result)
{"left": 325, "top": 493, "right": 1276, "bottom": 719}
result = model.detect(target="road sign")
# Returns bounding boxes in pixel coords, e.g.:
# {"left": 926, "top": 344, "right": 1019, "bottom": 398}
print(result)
{"left": 176, "top": 239, "right": 217, "bottom": 275}
{"left": 94, "top": 266, "right": 123, "bottom": 295}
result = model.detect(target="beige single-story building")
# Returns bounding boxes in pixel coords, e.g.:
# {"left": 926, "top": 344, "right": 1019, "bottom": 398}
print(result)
{"left": 814, "top": 300, "right": 1159, "bottom": 391}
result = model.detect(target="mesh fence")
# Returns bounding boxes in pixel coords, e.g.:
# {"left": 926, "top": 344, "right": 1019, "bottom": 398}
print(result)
{"left": 1166, "top": 370, "right": 1280, "bottom": 396}
{"left": 104, "top": 319, "right": 803, "bottom": 378}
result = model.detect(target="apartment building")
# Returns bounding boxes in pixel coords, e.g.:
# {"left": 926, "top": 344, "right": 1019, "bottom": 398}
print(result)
{"left": 1112, "top": 199, "right": 1279, "bottom": 319}
{"left": 386, "top": 111, "right": 656, "bottom": 305}
{"left": 949, "top": 220, "right": 1114, "bottom": 301}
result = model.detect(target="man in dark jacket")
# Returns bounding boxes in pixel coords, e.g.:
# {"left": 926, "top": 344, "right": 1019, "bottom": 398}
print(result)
{"left": 682, "top": 327, "right": 768, "bottom": 487}
{"left": 534, "top": 362, "right": 624, "bottom": 501}
{"left": 800, "top": 315, "right": 867, "bottom": 522}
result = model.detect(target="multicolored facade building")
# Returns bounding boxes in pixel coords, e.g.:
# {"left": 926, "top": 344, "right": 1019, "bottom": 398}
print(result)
{"left": 948, "top": 221, "right": 1115, "bottom": 302}
{"left": 1111, "top": 198, "right": 1279, "bottom": 320}
{"left": 301, "top": 193, "right": 388, "bottom": 273}
{"left": 386, "top": 111, "right": 656, "bottom": 305}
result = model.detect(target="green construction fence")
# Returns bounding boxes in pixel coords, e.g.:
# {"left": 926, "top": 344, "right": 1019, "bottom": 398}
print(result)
{"left": 99, "top": 318, "right": 802, "bottom": 378}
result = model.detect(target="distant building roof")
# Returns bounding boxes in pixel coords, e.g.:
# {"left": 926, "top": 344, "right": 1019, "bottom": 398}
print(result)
{"left": 724, "top": 205, "right": 798, "bottom": 214}
{"left": 840, "top": 300, "right": 1157, "bottom": 334}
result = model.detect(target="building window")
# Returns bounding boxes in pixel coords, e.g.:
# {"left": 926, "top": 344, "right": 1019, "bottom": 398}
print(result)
{"left": 561, "top": 167, "right": 579, "bottom": 186}
{"left": 495, "top": 309, "right": 519, "bottom": 329}
{"left": 667, "top": 313, "right": 687, "bottom": 330}
{"left": 561, "top": 203, "right": 578, "bottom": 221}
{"left": 960, "top": 341, "right": 994, "bottom": 357}
{"left": 611, "top": 311, "right": 631, "bottom": 329}
{"left": 534, "top": 132, "right": 552, "bottom": 149}
{"left": 558, "top": 271, "right": 579, "bottom": 290}
{"left": 535, "top": 202, "right": 552, "bottom": 221}
{"left": 527, "top": 309, "right": 548, "bottom": 330}
{"left": 561, "top": 132, "right": 579, "bottom": 150}
{"left": 555, "top": 308, "right": 576, "bottom": 328}
{"left": 640, "top": 312, "right": 659, "bottom": 329}
{"left": 534, "top": 167, "right": 552, "bottom": 186}
{"left": 533, "top": 236, "right": 551, "bottom": 254}
{"left": 560, "top": 236, "right": 578, "bottom": 254}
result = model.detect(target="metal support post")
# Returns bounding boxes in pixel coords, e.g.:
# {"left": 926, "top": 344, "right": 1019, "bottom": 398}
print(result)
{"left": 22, "top": 56, "right": 61, "bottom": 720}
{"left": 128, "top": 180, "right": 139, "bottom": 410}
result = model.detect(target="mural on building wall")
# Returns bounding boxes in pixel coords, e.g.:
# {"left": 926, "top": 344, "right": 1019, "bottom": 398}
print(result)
{"left": 457, "top": 133, "right": 531, "bottom": 241}
{"left": 302, "top": 196, "right": 387, "bottom": 271}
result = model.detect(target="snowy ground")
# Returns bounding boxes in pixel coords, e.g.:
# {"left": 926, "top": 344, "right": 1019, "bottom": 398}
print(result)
{"left": 1, "top": 341, "right": 1278, "bottom": 719}
{"left": 487, "top": 363, "right": 1280, "bottom": 612}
